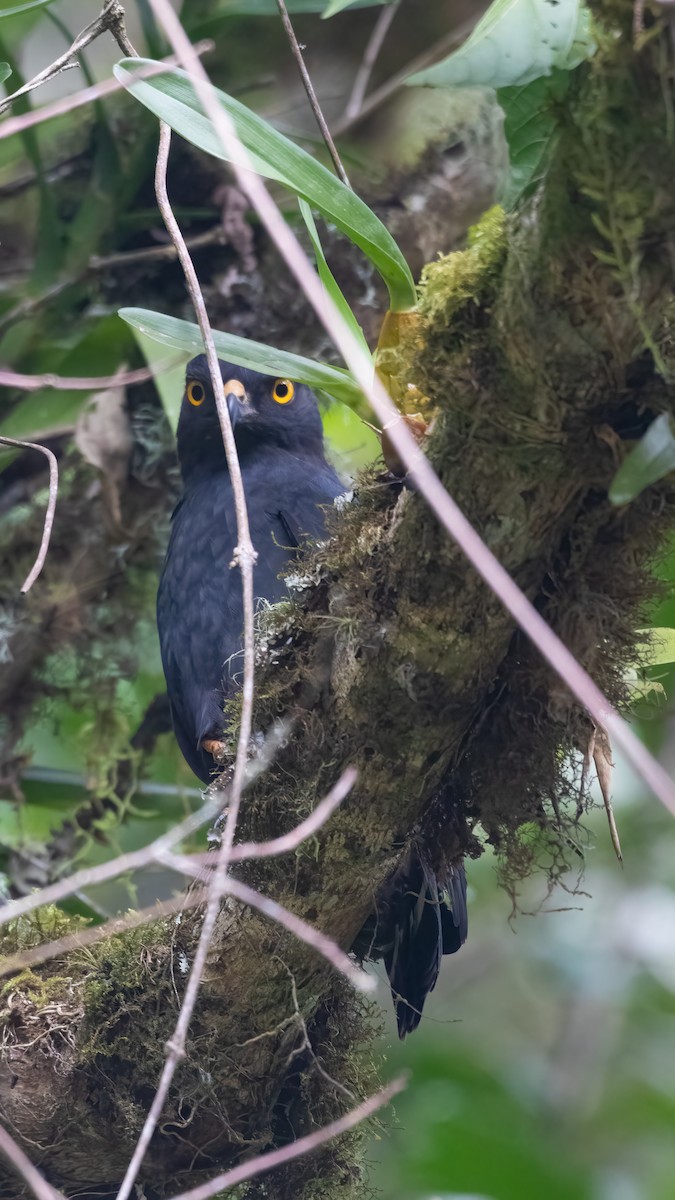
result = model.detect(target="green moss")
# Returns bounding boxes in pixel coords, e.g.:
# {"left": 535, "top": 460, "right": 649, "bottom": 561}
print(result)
{"left": 80, "top": 922, "right": 167, "bottom": 1013}
{"left": 0, "top": 906, "right": 87, "bottom": 959}
{"left": 417, "top": 205, "right": 508, "bottom": 328}
{"left": 0, "top": 967, "right": 73, "bottom": 1005}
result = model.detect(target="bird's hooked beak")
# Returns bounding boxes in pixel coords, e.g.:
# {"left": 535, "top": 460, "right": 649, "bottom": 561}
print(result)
{"left": 223, "top": 377, "right": 251, "bottom": 428}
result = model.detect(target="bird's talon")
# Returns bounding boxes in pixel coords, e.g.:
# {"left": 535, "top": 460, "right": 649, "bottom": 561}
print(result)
{"left": 201, "top": 738, "right": 227, "bottom": 762}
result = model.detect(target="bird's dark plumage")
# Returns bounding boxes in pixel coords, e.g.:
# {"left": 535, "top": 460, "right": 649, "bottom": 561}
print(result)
{"left": 385, "top": 852, "right": 467, "bottom": 1037}
{"left": 157, "top": 355, "right": 467, "bottom": 1033}
{"left": 157, "top": 355, "right": 344, "bottom": 782}
{"left": 357, "top": 848, "right": 467, "bottom": 1037}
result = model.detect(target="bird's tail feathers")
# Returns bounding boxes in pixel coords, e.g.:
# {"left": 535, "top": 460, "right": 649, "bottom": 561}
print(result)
{"left": 379, "top": 846, "right": 467, "bottom": 1038}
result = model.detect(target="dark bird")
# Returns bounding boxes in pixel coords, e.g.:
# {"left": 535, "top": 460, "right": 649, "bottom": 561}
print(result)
{"left": 157, "top": 355, "right": 467, "bottom": 1035}
{"left": 157, "top": 354, "right": 344, "bottom": 782}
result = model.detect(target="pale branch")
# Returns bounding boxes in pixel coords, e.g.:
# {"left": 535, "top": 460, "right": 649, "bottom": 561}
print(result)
{"left": 160, "top": 766, "right": 358, "bottom": 877}
{"left": 0, "top": 363, "right": 175, "bottom": 391}
{"left": 113, "top": 116, "right": 261, "bottom": 1200}
{"left": 208, "top": 765, "right": 358, "bottom": 860}
{"left": 156, "top": 854, "right": 373, "bottom": 992}
{"left": 0, "top": 726, "right": 299, "bottom": 931}
{"left": 0, "top": 437, "right": 58, "bottom": 594}
{"left": 89, "top": 227, "right": 227, "bottom": 270}
{"left": 0, "top": 45, "right": 214, "bottom": 143}
{"left": 342, "top": 0, "right": 402, "bottom": 123}
{"left": 332, "top": 15, "right": 477, "bottom": 136}
{"left": 0, "top": 792, "right": 223, "bottom": 928}
{"left": 0, "top": 1125, "right": 63, "bottom": 1200}
{"left": 166, "top": 1075, "right": 407, "bottom": 1200}
{"left": 0, "top": 893, "right": 208, "bottom": 980}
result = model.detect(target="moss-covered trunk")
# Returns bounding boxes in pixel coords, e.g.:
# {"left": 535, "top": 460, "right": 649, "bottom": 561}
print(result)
{"left": 3, "top": 3, "right": 675, "bottom": 1197}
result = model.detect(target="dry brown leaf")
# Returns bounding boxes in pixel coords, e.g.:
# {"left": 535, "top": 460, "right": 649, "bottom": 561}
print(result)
{"left": 74, "top": 374, "right": 133, "bottom": 527}
{"left": 588, "top": 724, "right": 623, "bottom": 864}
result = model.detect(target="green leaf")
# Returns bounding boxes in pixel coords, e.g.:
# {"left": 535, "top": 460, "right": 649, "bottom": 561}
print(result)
{"left": 640, "top": 628, "right": 675, "bottom": 668}
{"left": 498, "top": 70, "right": 570, "bottom": 206}
{"left": 114, "top": 58, "right": 416, "bottom": 312}
{"left": 119, "top": 308, "right": 364, "bottom": 407}
{"left": 298, "top": 198, "right": 371, "bottom": 359}
{"left": 0, "top": 62, "right": 9, "bottom": 80}
{"left": 407, "top": 0, "right": 595, "bottom": 90}
{"left": 129, "top": 328, "right": 188, "bottom": 434}
{"left": 322, "top": 0, "right": 391, "bottom": 14}
{"left": 208, "top": 0, "right": 389, "bottom": 11}
{"left": 0, "top": 0, "right": 57, "bottom": 15}
{"left": 609, "top": 414, "right": 675, "bottom": 506}
{"left": 322, "top": 396, "right": 380, "bottom": 474}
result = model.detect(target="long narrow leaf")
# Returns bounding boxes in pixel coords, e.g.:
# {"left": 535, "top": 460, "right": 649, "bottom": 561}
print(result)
{"left": 609, "top": 414, "right": 675, "bottom": 506}
{"left": 407, "top": 0, "right": 595, "bottom": 89}
{"left": 208, "top": 0, "right": 389, "bottom": 12}
{"left": 114, "top": 58, "right": 416, "bottom": 312}
{"left": 322, "top": 0, "right": 392, "bottom": 14}
{"left": 298, "top": 198, "right": 371, "bottom": 359}
{"left": 0, "top": 0, "right": 57, "bottom": 15}
{"left": 119, "top": 308, "right": 364, "bottom": 407}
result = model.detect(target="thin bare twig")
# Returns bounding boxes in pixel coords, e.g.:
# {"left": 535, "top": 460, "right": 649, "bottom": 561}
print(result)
{"left": 118, "top": 729, "right": 358, "bottom": 1193}
{"left": 0, "top": 791, "right": 225, "bottom": 930}
{"left": 0, "top": 45, "right": 213, "bottom": 143}
{"left": 226, "top": 875, "right": 374, "bottom": 992}
{"left": 155, "top": 854, "right": 372, "bottom": 992}
{"left": 0, "top": 362, "right": 176, "bottom": 392}
{"left": 153, "top": 125, "right": 257, "bottom": 805}
{"left": 103, "top": 0, "right": 137, "bottom": 57}
{"left": 0, "top": 0, "right": 129, "bottom": 115}
{"left": 115, "top": 109, "right": 259, "bottom": 1200}
{"left": 342, "top": 0, "right": 402, "bottom": 123}
{"left": 0, "top": 771, "right": 358, "bottom": 979}
{"left": 165, "top": 1074, "right": 407, "bottom": 1200}
{"left": 144, "top": 0, "right": 675, "bottom": 820}
{"left": 175, "top": 766, "right": 358, "bottom": 873}
{"left": 215, "top": 764, "right": 358, "bottom": 861}
{"left": 0, "top": 1124, "right": 64, "bottom": 1200}
{"left": 0, "top": 437, "right": 58, "bottom": 594}
{"left": 0, "top": 727, "right": 295, "bottom": 933}
{"left": 0, "top": 232, "right": 224, "bottom": 336}
{"left": 0, "top": 891, "right": 209, "bottom": 980}
{"left": 90, "top": 225, "right": 227, "bottom": 270}
{"left": 0, "top": 282, "right": 74, "bottom": 334}
{"left": 276, "top": 0, "right": 350, "bottom": 186}
{"left": 279, "top": 959, "right": 357, "bottom": 1100}
{"left": 332, "top": 16, "right": 476, "bottom": 137}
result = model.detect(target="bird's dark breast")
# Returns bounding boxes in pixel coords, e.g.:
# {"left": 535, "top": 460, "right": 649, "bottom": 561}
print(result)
{"left": 157, "top": 453, "right": 341, "bottom": 782}
{"left": 157, "top": 473, "right": 234, "bottom": 780}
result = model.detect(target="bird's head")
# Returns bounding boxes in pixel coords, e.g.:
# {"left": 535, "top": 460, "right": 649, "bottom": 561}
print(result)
{"left": 176, "top": 355, "right": 326, "bottom": 480}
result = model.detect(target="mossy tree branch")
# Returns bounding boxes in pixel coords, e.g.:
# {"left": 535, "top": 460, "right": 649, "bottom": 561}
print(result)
{"left": 2, "top": 4, "right": 675, "bottom": 1197}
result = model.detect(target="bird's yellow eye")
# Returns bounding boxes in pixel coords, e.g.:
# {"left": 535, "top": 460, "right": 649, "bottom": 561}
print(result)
{"left": 272, "top": 379, "right": 295, "bottom": 405}
{"left": 187, "top": 380, "right": 205, "bottom": 407}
